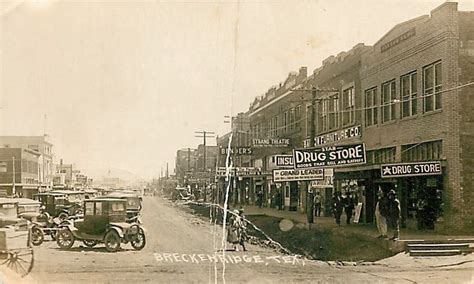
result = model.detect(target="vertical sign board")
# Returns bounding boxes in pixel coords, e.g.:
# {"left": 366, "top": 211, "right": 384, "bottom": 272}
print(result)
{"left": 353, "top": 202, "right": 363, "bottom": 224}
{"left": 292, "top": 143, "right": 366, "bottom": 169}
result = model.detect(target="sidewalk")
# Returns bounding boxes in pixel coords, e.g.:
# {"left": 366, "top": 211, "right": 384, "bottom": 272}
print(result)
{"left": 242, "top": 205, "right": 474, "bottom": 242}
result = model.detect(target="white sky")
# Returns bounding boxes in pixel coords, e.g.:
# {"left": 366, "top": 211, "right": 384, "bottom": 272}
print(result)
{"left": 1, "top": 0, "right": 473, "bottom": 179}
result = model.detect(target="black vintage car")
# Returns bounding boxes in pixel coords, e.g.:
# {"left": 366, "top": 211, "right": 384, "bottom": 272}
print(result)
{"left": 33, "top": 192, "right": 82, "bottom": 220}
{"left": 105, "top": 192, "right": 142, "bottom": 222}
{"left": 56, "top": 198, "right": 146, "bottom": 252}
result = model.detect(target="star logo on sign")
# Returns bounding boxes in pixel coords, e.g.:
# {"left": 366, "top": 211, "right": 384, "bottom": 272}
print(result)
{"left": 382, "top": 166, "right": 392, "bottom": 176}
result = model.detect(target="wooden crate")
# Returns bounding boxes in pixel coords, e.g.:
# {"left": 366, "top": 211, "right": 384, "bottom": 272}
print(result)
{"left": 0, "top": 228, "right": 29, "bottom": 251}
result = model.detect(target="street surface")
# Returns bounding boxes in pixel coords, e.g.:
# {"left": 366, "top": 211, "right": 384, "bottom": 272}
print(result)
{"left": 3, "top": 197, "right": 471, "bottom": 283}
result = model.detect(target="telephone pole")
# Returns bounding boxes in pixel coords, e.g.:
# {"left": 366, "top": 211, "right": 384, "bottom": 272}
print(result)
{"left": 292, "top": 86, "right": 338, "bottom": 225}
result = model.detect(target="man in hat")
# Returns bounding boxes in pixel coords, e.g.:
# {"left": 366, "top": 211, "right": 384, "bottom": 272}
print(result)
{"left": 387, "top": 189, "right": 401, "bottom": 240}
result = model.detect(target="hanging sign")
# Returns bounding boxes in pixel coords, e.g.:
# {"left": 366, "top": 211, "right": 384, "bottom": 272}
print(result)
{"left": 219, "top": 147, "right": 253, "bottom": 156}
{"left": 275, "top": 155, "right": 294, "bottom": 167}
{"left": 292, "top": 143, "right": 366, "bottom": 169}
{"left": 381, "top": 161, "right": 442, "bottom": 178}
{"left": 272, "top": 169, "right": 324, "bottom": 183}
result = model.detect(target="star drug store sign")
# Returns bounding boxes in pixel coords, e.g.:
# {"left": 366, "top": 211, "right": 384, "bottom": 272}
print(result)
{"left": 381, "top": 161, "right": 442, "bottom": 178}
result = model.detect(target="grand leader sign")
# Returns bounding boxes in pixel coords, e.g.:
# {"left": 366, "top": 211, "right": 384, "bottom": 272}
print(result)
{"left": 292, "top": 143, "right": 366, "bottom": 169}
{"left": 273, "top": 168, "right": 323, "bottom": 183}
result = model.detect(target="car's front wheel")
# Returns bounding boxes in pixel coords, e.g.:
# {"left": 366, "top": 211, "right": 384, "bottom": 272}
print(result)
{"left": 130, "top": 228, "right": 146, "bottom": 251}
{"left": 31, "top": 226, "right": 44, "bottom": 246}
{"left": 104, "top": 230, "right": 121, "bottom": 252}
{"left": 56, "top": 228, "right": 75, "bottom": 249}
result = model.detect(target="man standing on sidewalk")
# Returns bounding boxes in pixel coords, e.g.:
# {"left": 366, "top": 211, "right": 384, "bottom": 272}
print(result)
{"left": 375, "top": 188, "right": 388, "bottom": 239}
{"left": 314, "top": 191, "right": 322, "bottom": 217}
{"left": 387, "top": 189, "right": 401, "bottom": 240}
{"left": 332, "top": 191, "right": 343, "bottom": 226}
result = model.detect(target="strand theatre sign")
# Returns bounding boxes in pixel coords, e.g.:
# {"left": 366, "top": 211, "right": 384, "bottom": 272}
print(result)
{"left": 381, "top": 161, "right": 442, "bottom": 178}
{"left": 292, "top": 143, "right": 366, "bottom": 169}
{"left": 273, "top": 169, "right": 324, "bottom": 183}
{"left": 253, "top": 138, "right": 290, "bottom": 148}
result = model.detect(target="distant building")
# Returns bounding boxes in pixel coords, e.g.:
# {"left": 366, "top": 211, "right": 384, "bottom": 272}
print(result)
{"left": 0, "top": 147, "right": 41, "bottom": 198}
{"left": 0, "top": 135, "right": 54, "bottom": 189}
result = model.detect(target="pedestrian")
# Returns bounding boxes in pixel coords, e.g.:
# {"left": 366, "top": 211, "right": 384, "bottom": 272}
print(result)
{"left": 332, "top": 191, "right": 343, "bottom": 226}
{"left": 314, "top": 191, "right": 322, "bottom": 217}
{"left": 344, "top": 193, "right": 355, "bottom": 224}
{"left": 387, "top": 189, "right": 401, "bottom": 240}
{"left": 375, "top": 188, "right": 388, "bottom": 239}
{"left": 257, "top": 189, "right": 264, "bottom": 208}
{"left": 275, "top": 191, "right": 282, "bottom": 210}
{"left": 227, "top": 209, "right": 240, "bottom": 251}
{"left": 237, "top": 208, "right": 247, "bottom": 251}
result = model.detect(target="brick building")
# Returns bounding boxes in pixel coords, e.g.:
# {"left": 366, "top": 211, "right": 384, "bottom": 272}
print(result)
{"left": 233, "top": 2, "right": 474, "bottom": 232}
{"left": 0, "top": 147, "right": 40, "bottom": 198}
{"left": 0, "top": 135, "right": 54, "bottom": 189}
{"left": 355, "top": 2, "right": 474, "bottom": 231}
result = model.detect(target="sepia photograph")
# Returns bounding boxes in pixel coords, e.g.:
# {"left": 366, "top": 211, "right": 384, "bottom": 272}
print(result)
{"left": 0, "top": 0, "right": 474, "bottom": 283}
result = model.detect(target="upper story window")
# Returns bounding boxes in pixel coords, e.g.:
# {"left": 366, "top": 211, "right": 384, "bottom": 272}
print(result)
{"left": 381, "top": 80, "right": 397, "bottom": 123}
{"left": 342, "top": 87, "right": 355, "bottom": 125}
{"left": 318, "top": 94, "right": 339, "bottom": 133}
{"left": 423, "top": 61, "right": 442, "bottom": 113}
{"left": 364, "top": 87, "right": 378, "bottom": 127}
{"left": 401, "top": 71, "right": 417, "bottom": 118}
{"left": 295, "top": 105, "right": 301, "bottom": 130}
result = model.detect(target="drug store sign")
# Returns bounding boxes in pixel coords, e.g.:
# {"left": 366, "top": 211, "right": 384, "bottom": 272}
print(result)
{"left": 381, "top": 161, "right": 442, "bottom": 178}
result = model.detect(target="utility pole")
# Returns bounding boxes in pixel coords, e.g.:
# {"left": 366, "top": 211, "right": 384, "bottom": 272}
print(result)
{"left": 187, "top": 148, "right": 191, "bottom": 172}
{"left": 166, "top": 163, "right": 169, "bottom": 179}
{"left": 291, "top": 86, "right": 338, "bottom": 225}
{"left": 12, "top": 157, "right": 16, "bottom": 196}
{"left": 195, "top": 130, "right": 215, "bottom": 202}
{"left": 307, "top": 87, "right": 317, "bottom": 224}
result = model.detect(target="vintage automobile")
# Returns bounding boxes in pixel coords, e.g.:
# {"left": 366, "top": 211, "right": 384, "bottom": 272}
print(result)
{"left": 0, "top": 198, "right": 44, "bottom": 246}
{"left": 105, "top": 192, "right": 142, "bottom": 222}
{"left": 33, "top": 192, "right": 82, "bottom": 220}
{"left": 56, "top": 198, "right": 146, "bottom": 252}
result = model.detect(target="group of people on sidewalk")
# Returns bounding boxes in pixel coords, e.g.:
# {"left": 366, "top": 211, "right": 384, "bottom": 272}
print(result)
{"left": 331, "top": 191, "right": 357, "bottom": 225}
{"left": 329, "top": 188, "right": 401, "bottom": 240}
{"left": 375, "top": 189, "right": 401, "bottom": 240}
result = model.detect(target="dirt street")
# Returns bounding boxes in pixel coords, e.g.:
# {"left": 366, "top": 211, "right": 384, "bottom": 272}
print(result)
{"left": 8, "top": 197, "right": 469, "bottom": 283}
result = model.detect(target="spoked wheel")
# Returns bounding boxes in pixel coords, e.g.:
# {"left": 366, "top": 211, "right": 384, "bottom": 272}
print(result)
{"left": 31, "top": 227, "right": 44, "bottom": 246}
{"left": 130, "top": 228, "right": 146, "bottom": 251}
{"left": 83, "top": 240, "right": 98, "bottom": 248}
{"left": 56, "top": 228, "right": 75, "bottom": 249}
{"left": 104, "top": 230, "right": 121, "bottom": 252}
{"left": 1, "top": 248, "right": 34, "bottom": 277}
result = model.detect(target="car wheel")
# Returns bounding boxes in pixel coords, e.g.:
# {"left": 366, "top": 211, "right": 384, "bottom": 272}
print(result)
{"left": 104, "top": 230, "right": 121, "bottom": 252}
{"left": 131, "top": 228, "right": 146, "bottom": 251}
{"left": 56, "top": 228, "right": 74, "bottom": 249}
{"left": 83, "top": 240, "right": 98, "bottom": 248}
{"left": 31, "top": 226, "right": 44, "bottom": 246}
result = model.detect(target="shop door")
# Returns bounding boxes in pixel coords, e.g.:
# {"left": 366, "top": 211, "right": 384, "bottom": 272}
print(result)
{"left": 289, "top": 181, "right": 298, "bottom": 211}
